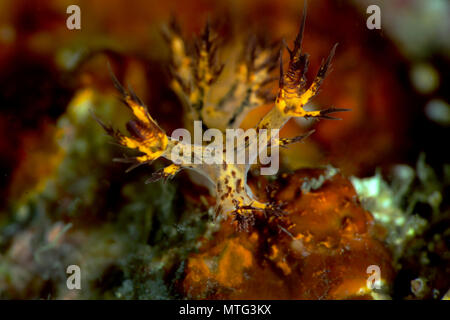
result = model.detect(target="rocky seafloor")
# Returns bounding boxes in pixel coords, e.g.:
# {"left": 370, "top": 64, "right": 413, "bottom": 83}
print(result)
{"left": 0, "top": 92, "right": 448, "bottom": 299}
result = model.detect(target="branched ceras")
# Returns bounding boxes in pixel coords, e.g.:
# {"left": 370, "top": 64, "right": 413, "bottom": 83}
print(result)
{"left": 95, "top": 3, "right": 349, "bottom": 230}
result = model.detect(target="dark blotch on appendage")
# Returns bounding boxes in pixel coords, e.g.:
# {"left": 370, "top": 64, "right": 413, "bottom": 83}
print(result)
{"left": 126, "top": 120, "right": 147, "bottom": 140}
{"left": 236, "top": 179, "right": 242, "bottom": 193}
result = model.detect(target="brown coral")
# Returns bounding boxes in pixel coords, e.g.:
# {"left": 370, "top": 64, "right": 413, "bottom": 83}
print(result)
{"left": 181, "top": 168, "right": 394, "bottom": 299}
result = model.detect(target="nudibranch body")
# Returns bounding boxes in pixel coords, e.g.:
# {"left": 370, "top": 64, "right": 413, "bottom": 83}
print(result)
{"left": 95, "top": 4, "right": 348, "bottom": 229}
